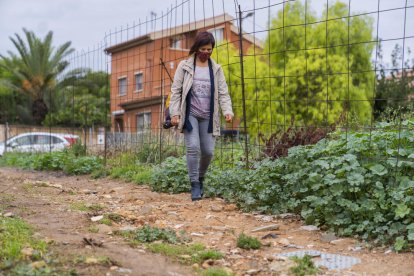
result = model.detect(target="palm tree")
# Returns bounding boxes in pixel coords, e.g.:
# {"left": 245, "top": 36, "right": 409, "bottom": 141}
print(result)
{"left": 0, "top": 28, "right": 74, "bottom": 124}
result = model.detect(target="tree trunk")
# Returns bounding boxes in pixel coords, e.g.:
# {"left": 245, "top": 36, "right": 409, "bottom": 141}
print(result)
{"left": 32, "top": 98, "right": 49, "bottom": 125}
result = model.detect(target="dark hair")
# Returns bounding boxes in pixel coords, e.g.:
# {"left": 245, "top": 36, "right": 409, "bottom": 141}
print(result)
{"left": 189, "top": 31, "right": 215, "bottom": 55}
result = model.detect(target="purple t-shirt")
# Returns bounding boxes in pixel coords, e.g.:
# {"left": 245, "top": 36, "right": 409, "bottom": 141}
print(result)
{"left": 190, "top": 66, "right": 211, "bottom": 119}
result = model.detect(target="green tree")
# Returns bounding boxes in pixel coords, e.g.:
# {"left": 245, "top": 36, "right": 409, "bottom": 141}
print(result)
{"left": 217, "top": 1, "right": 375, "bottom": 138}
{"left": 44, "top": 69, "right": 109, "bottom": 127}
{"left": 0, "top": 29, "right": 74, "bottom": 124}
{"left": 375, "top": 43, "right": 414, "bottom": 118}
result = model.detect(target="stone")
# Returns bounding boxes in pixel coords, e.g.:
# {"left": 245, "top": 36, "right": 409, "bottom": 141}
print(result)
{"left": 110, "top": 266, "right": 119, "bottom": 270}
{"left": 275, "top": 213, "right": 297, "bottom": 219}
{"left": 211, "top": 205, "right": 223, "bottom": 212}
{"left": 269, "top": 258, "right": 296, "bottom": 273}
{"left": 31, "top": 261, "right": 47, "bottom": 269}
{"left": 245, "top": 269, "right": 261, "bottom": 275}
{"left": 251, "top": 224, "right": 279, "bottom": 232}
{"left": 119, "top": 225, "right": 136, "bottom": 232}
{"left": 141, "top": 205, "right": 153, "bottom": 215}
{"left": 277, "top": 238, "right": 290, "bottom": 246}
{"left": 224, "top": 204, "right": 237, "bottom": 211}
{"left": 4, "top": 212, "right": 14, "bottom": 217}
{"left": 191, "top": 232, "right": 204, "bottom": 237}
{"left": 91, "top": 215, "right": 104, "bottom": 222}
{"left": 97, "top": 224, "right": 112, "bottom": 234}
{"left": 21, "top": 247, "right": 34, "bottom": 257}
{"left": 179, "top": 255, "right": 192, "bottom": 260}
{"left": 300, "top": 225, "right": 319, "bottom": 231}
{"left": 85, "top": 257, "right": 99, "bottom": 264}
{"left": 174, "top": 224, "right": 185, "bottom": 229}
{"left": 320, "top": 232, "right": 338, "bottom": 243}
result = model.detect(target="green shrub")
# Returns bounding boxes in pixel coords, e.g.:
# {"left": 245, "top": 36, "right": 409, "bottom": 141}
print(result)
{"left": 152, "top": 119, "right": 414, "bottom": 249}
{"left": 236, "top": 233, "right": 261, "bottom": 250}
{"left": 290, "top": 255, "right": 319, "bottom": 276}
{"left": 150, "top": 156, "right": 189, "bottom": 193}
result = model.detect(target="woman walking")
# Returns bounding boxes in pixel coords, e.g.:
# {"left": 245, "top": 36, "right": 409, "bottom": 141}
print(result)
{"left": 169, "top": 31, "right": 234, "bottom": 201}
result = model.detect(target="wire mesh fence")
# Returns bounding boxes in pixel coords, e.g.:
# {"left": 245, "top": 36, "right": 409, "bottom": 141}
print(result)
{"left": 1, "top": 0, "right": 413, "bottom": 169}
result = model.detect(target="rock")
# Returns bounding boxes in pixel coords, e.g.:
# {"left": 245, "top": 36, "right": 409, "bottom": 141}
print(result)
{"left": 85, "top": 257, "right": 99, "bottom": 264}
{"left": 31, "top": 261, "right": 47, "bottom": 269}
{"left": 97, "top": 224, "right": 112, "bottom": 234}
{"left": 277, "top": 238, "right": 290, "bottom": 246}
{"left": 192, "top": 263, "right": 200, "bottom": 269}
{"left": 300, "top": 225, "right": 319, "bottom": 231}
{"left": 224, "top": 204, "right": 237, "bottom": 211}
{"left": 385, "top": 249, "right": 392, "bottom": 254}
{"left": 167, "top": 211, "right": 178, "bottom": 216}
{"left": 211, "top": 205, "right": 223, "bottom": 212}
{"left": 245, "top": 269, "right": 261, "bottom": 275}
{"left": 320, "top": 232, "right": 338, "bottom": 243}
{"left": 330, "top": 239, "right": 346, "bottom": 245}
{"left": 4, "top": 212, "right": 14, "bottom": 217}
{"left": 82, "top": 189, "right": 97, "bottom": 194}
{"left": 348, "top": 246, "right": 362, "bottom": 252}
{"left": 261, "top": 233, "right": 278, "bottom": 239}
{"left": 91, "top": 215, "right": 104, "bottom": 222}
{"left": 21, "top": 247, "right": 34, "bottom": 257}
{"left": 191, "top": 232, "right": 204, "bottom": 237}
{"left": 269, "top": 258, "right": 296, "bottom": 273}
{"left": 110, "top": 266, "right": 119, "bottom": 270}
{"left": 275, "top": 213, "right": 297, "bottom": 219}
{"left": 174, "top": 224, "right": 185, "bottom": 229}
{"left": 117, "top": 268, "right": 132, "bottom": 274}
{"left": 103, "top": 194, "right": 112, "bottom": 199}
{"left": 179, "top": 255, "right": 192, "bottom": 260}
{"left": 141, "top": 205, "right": 153, "bottom": 215}
{"left": 251, "top": 224, "right": 279, "bottom": 232}
{"left": 119, "top": 225, "right": 136, "bottom": 232}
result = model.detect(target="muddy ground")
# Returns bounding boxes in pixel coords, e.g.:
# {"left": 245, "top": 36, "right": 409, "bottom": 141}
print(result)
{"left": 0, "top": 167, "right": 413, "bottom": 276}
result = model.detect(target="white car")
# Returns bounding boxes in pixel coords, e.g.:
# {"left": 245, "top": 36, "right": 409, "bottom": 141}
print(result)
{"left": 0, "top": 132, "right": 80, "bottom": 156}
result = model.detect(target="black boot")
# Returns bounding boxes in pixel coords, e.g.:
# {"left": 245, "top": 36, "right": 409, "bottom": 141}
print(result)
{"left": 191, "top": 181, "right": 202, "bottom": 201}
{"left": 199, "top": 177, "right": 204, "bottom": 197}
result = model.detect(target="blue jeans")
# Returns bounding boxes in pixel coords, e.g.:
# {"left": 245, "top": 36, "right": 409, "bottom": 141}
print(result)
{"left": 184, "top": 115, "right": 216, "bottom": 182}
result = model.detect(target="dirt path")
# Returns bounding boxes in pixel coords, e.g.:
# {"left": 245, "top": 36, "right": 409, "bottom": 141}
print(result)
{"left": 1, "top": 167, "right": 413, "bottom": 276}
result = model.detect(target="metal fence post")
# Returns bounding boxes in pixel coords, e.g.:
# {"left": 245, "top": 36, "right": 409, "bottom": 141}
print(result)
{"left": 238, "top": 4, "right": 249, "bottom": 168}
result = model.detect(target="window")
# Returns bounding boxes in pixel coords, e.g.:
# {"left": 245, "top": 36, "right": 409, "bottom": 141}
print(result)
{"left": 135, "top": 73, "right": 143, "bottom": 91}
{"left": 12, "top": 136, "right": 32, "bottom": 146}
{"left": 210, "top": 28, "right": 224, "bottom": 42}
{"left": 137, "top": 112, "right": 151, "bottom": 132}
{"left": 170, "top": 37, "right": 182, "bottom": 49}
{"left": 118, "top": 77, "right": 127, "bottom": 96}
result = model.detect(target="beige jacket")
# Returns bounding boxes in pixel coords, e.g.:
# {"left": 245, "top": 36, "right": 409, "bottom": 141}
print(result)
{"left": 169, "top": 55, "right": 234, "bottom": 137}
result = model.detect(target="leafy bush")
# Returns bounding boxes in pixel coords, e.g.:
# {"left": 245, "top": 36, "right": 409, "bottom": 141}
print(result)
{"left": 0, "top": 151, "right": 103, "bottom": 175}
{"left": 150, "top": 156, "right": 189, "bottom": 193}
{"left": 290, "top": 255, "right": 319, "bottom": 276}
{"left": 133, "top": 225, "right": 184, "bottom": 244}
{"left": 151, "top": 120, "right": 414, "bottom": 249}
{"left": 236, "top": 233, "right": 262, "bottom": 250}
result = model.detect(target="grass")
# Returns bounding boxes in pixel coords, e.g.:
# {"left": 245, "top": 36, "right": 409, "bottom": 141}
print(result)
{"left": 290, "top": 255, "right": 319, "bottom": 276}
{"left": 0, "top": 216, "right": 63, "bottom": 274}
{"left": 69, "top": 202, "right": 104, "bottom": 212}
{"left": 201, "top": 267, "right": 234, "bottom": 276}
{"left": 236, "top": 233, "right": 261, "bottom": 250}
{"left": 147, "top": 243, "right": 224, "bottom": 264}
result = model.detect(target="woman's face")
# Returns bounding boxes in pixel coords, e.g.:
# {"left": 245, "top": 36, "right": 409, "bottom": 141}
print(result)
{"left": 198, "top": 44, "right": 213, "bottom": 53}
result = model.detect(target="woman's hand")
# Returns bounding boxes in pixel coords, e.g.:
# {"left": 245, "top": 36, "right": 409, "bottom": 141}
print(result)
{"left": 225, "top": 114, "right": 233, "bottom": 123}
{"left": 171, "top": 115, "right": 180, "bottom": 126}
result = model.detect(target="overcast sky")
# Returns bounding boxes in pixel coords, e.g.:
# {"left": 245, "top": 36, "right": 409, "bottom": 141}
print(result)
{"left": 0, "top": 0, "right": 413, "bottom": 67}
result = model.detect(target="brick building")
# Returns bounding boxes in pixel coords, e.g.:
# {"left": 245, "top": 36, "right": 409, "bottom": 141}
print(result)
{"left": 105, "top": 13, "right": 261, "bottom": 133}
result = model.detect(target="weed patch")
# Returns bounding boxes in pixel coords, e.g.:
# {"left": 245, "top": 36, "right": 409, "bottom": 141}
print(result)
{"left": 236, "top": 233, "right": 261, "bottom": 250}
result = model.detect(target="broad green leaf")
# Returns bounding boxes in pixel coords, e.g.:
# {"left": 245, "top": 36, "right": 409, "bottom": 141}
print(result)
{"left": 395, "top": 204, "right": 410, "bottom": 218}
{"left": 369, "top": 164, "right": 388, "bottom": 176}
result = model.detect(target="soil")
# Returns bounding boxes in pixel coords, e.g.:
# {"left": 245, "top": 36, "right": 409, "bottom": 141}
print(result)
{"left": 0, "top": 167, "right": 413, "bottom": 276}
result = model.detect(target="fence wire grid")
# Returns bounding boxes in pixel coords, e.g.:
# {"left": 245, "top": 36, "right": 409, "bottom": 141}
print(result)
{"left": 1, "top": 0, "right": 414, "bottom": 169}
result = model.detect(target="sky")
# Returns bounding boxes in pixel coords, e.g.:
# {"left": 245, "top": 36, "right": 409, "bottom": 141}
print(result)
{"left": 0, "top": 0, "right": 413, "bottom": 67}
